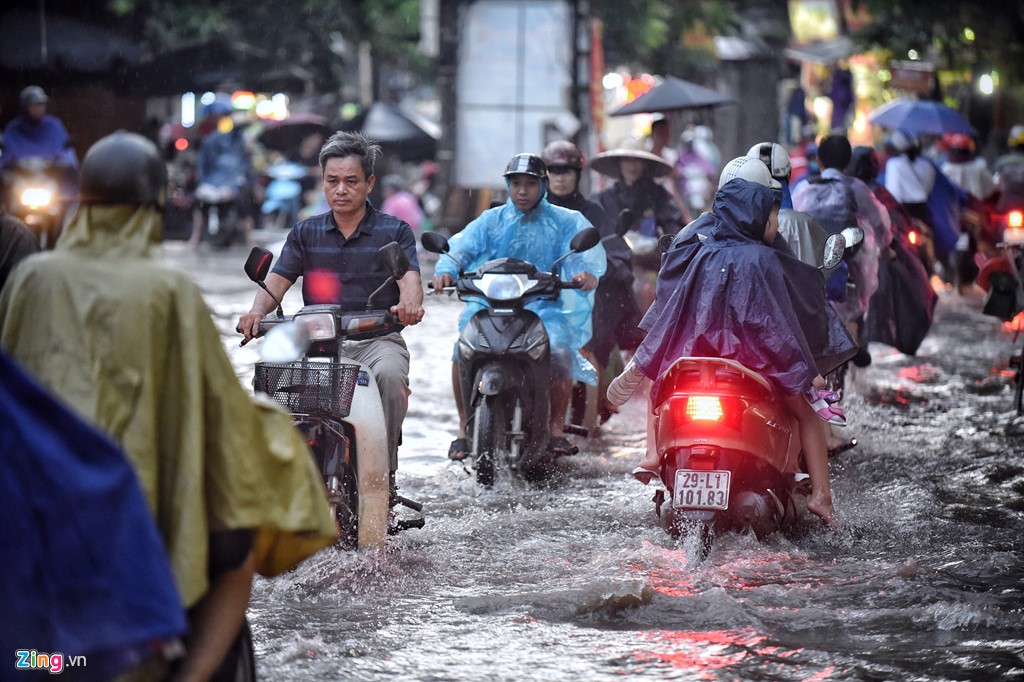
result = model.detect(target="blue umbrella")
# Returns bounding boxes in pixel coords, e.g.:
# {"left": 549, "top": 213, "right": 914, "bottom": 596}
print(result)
{"left": 868, "top": 98, "right": 976, "bottom": 137}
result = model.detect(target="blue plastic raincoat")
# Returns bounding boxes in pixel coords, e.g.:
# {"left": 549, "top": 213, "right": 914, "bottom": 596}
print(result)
{"left": 435, "top": 195, "right": 606, "bottom": 384}
{"left": 635, "top": 180, "right": 857, "bottom": 395}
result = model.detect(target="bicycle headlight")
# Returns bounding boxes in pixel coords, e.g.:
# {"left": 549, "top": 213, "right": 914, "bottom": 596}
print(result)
{"left": 478, "top": 273, "right": 535, "bottom": 300}
{"left": 295, "top": 312, "right": 337, "bottom": 341}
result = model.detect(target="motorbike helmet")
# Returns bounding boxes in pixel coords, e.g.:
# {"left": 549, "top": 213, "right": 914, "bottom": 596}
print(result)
{"left": 540, "top": 141, "right": 584, "bottom": 171}
{"left": 947, "top": 133, "right": 974, "bottom": 153}
{"left": 504, "top": 153, "right": 548, "bottom": 179}
{"left": 19, "top": 85, "right": 48, "bottom": 110}
{"left": 1008, "top": 125, "right": 1024, "bottom": 151}
{"left": 79, "top": 131, "right": 167, "bottom": 207}
{"left": 718, "top": 156, "right": 781, "bottom": 191}
{"left": 746, "top": 142, "right": 792, "bottom": 182}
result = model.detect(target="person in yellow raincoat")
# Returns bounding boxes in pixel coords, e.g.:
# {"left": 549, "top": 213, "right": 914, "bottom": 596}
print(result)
{"left": 0, "top": 131, "right": 337, "bottom": 680}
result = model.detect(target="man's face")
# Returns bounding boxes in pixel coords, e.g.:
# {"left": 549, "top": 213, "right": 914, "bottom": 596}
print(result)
{"left": 546, "top": 166, "right": 577, "bottom": 198}
{"left": 508, "top": 174, "right": 542, "bottom": 212}
{"left": 323, "top": 155, "right": 374, "bottom": 221}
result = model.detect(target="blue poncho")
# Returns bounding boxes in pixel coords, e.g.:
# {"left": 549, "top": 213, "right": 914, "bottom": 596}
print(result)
{"left": 635, "top": 180, "right": 857, "bottom": 395}
{"left": 434, "top": 195, "right": 607, "bottom": 384}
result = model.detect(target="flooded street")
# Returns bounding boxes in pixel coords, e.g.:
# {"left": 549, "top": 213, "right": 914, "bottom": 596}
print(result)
{"left": 165, "top": 240, "right": 1024, "bottom": 681}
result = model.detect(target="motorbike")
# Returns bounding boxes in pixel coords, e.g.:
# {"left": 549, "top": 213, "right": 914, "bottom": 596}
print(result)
{"left": 975, "top": 222, "right": 1024, "bottom": 413}
{"left": 242, "top": 242, "right": 424, "bottom": 548}
{"left": 195, "top": 182, "right": 245, "bottom": 247}
{"left": 2, "top": 156, "right": 74, "bottom": 248}
{"left": 260, "top": 160, "right": 307, "bottom": 231}
{"left": 646, "top": 232, "right": 846, "bottom": 555}
{"left": 421, "top": 227, "right": 602, "bottom": 485}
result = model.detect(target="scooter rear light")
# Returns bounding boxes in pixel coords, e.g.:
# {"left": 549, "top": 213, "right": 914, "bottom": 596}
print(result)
{"left": 908, "top": 230, "right": 919, "bottom": 246}
{"left": 686, "top": 395, "right": 724, "bottom": 421}
{"left": 1009, "top": 210, "right": 1024, "bottom": 229}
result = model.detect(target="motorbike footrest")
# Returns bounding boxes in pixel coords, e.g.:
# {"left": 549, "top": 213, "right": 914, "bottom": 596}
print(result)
{"left": 388, "top": 518, "right": 426, "bottom": 534}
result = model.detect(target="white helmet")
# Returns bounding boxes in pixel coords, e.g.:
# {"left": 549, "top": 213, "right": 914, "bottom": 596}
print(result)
{"left": 718, "top": 156, "right": 782, "bottom": 191}
{"left": 746, "top": 142, "right": 791, "bottom": 181}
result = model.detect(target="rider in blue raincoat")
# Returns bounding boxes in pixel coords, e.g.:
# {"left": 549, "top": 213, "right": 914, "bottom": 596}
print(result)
{"left": 433, "top": 153, "right": 606, "bottom": 460}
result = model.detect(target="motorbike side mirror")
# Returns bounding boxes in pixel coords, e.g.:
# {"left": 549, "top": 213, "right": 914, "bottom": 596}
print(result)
{"left": 615, "top": 208, "right": 634, "bottom": 236}
{"left": 569, "top": 226, "right": 601, "bottom": 253}
{"left": 378, "top": 241, "right": 410, "bottom": 280}
{"left": 821, "top": 233, "right": 846, "bottom": 271}
{"left": 420, "top": 231, "right": 449, "bottom": 254}
{"left": 259, "top": 321, "right": 310, "bottom": 363}
{"left": 244, "top": 246, "right": 274, "bottom": 283}
{"left": 840, "top": 226, "right": 864, "bottom": 249}
{"left": 657, "top": 233, "right": 674, "bottom": 254}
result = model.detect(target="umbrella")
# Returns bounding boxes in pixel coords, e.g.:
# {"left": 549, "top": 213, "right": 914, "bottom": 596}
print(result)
{"left": 609, "top": 76, "right": 736, "bottom": 117}
{"left": 868, "top": 99, "right": 976, "bottom": 137}
{"left": 338, "top": 103, "right": 440, "bottom": 162}
{"left": 257, "top": 114, "right": 332, "bottom": 153}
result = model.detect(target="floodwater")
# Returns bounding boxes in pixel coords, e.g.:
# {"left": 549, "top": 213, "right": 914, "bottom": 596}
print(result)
{"left": 166, "top": 240, "right": 1024, "bottom": 681}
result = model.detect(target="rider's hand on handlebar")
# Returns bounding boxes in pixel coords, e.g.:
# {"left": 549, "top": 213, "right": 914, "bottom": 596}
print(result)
{"left": 431, "top": 273, "right": 454, "bottom": 295}
{"left": 572, "top": 271, "right": 598, "bottom": 291}
{"left": 391, "top": 300, "right": 425, "bottom": 326}
{"left": 236, "top": 311, "right": 265, "bottom": 342}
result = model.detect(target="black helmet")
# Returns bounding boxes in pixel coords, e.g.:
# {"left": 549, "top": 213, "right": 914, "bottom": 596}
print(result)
{"left": 20, "top": 85, "right": 48, "bottom": 109}
{"left": 541, "top": 141, "right": 584, "bottom": 170}
{"left": 503, "top": 153, "right": 547, "bottom": 179}
{"left": 79, "top": 131, "right": 167, "bottom": 206}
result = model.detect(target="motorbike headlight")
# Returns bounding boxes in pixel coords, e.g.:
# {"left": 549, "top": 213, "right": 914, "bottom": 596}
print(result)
{"left": 295, "top": 312, "right": 336, "bottom": 341}
{"left": 20, "top": 187, "right": 53, "bottom": 210}
{"left": 478, "top": 273, "right": 535, "bottom": 300}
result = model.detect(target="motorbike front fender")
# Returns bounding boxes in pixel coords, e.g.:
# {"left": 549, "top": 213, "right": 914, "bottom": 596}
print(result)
{"left": 475, "top": 364, "right": 519, "bottom": 397}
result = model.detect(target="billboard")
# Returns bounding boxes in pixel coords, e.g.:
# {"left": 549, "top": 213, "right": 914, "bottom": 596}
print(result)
{"left": 455, "top": 0, "right": 575, "bottom": 188}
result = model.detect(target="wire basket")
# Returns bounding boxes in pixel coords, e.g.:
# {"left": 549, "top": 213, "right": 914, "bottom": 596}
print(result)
{"left": 253, "top": 361, "right": 360, "bottom": 418}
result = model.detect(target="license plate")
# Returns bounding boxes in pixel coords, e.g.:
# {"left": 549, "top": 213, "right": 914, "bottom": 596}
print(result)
{"left": 673, "top": 469, "right": 731, "bottom": 510}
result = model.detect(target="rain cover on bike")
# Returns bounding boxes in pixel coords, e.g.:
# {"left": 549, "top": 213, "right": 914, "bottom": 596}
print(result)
{"left": 1, "top": 350, "right": 186, "bottom": 677}
{"left": 635, "top": 180, "right": 858, "bottom": 395}
{"left": 434, "top": 197, "right": 607, "bottom": 384}
{"left": 0, "top": 204, "right": 337, "bottom": 609}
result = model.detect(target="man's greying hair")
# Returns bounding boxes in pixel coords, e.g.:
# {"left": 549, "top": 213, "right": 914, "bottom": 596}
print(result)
{"left": 319, "top": 131, "right": 382, "bottom": 179}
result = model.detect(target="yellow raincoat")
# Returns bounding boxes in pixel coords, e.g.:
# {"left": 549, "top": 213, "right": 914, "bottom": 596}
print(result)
{"left": 0, "top": 204, "right": 336, "bottom": 609}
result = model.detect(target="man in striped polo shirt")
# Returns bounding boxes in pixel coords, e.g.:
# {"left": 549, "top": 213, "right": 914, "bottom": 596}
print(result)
{"left": 238, "top": 131, "right": 425, "bottom": 478}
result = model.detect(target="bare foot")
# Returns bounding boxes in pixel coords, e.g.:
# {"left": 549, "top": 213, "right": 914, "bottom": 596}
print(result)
{"left": 807, "top": 496, "right": 839, "bottom": 529}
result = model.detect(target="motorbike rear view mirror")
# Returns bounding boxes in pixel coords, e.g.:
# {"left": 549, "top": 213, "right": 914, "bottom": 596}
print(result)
{"left": 379, "top": 241, "right": 410, "bottom": 280}
{"left": 821, "top": 233, "right": 846, "bottom": 271}
{"left": 244, "top": 246, "right": 274, "bottom": 283}
{"left": 420, "top": 231, "right": 449, "bottom": 254}
{"left": 243, "top": 246, "right": 284, "bottom": 318}
{"left": 259, "top": 321, "right": 310, "bottom": 363}
{"left": 569, "top": 226, "right": 601, "bottom": 253}
{"left": 614, "top": 208, "right": 634, "bottom": 237}
{"left": 840, "top": 226, "right": 864, "bottom": 249}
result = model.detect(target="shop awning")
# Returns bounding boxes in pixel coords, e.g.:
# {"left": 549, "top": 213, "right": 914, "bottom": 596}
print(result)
{"left": 784, "top": 36, "right": 854, "bottom": 66}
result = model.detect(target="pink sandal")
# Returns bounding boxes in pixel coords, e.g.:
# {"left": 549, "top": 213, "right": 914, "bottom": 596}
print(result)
{"left": 806, "top": 389, "right": 847, "bottom": 426}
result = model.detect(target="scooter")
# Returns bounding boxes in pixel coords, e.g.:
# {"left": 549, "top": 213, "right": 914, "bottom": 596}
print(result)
{"left": 421, "top": 227, "right": 601, "bottom": 485}
{"left": 260, "top": 160, "right": 306, "bottom": 230}
{"left": 195, "top": 182, "right": 244, "bottom": 247}
{"left": 647, "top": 232, "right": 846, "bottom": 554}
{"left": 2, "top": 156, "right": 73, "bottom": 248}
{"left": 241, "top": 242, "right": 424, "bottom": 548}
{"left": 974, "top": 223, "right": 1024, "bottom": 413}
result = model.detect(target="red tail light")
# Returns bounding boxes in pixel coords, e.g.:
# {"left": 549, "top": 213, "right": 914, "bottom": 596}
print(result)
{"left": 908, "top": 230, "right": 919, "bottom": 245}
{"left": 1010, "top": 210, "right": 1024, "bottom": 229}
{"left": 686, "top": 395, "right": 724, "bottom": 421}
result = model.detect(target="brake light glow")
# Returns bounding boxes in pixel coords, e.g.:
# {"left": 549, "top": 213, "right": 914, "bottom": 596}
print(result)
{"left": 908, "top": 230, "right": 918, "bottom": 245}
{"left": 1010, "top": 211, "right": 1024, "bottom": 229}
{"left": 686, "top": 395, "right": 724, "bottom": 421}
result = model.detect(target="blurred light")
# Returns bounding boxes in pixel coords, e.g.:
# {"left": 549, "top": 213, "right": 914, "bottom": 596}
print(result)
{"left": 271, "top": 93, "right": 289, "bottom": 121}
{"left": 199, "top": 91, "right": 216, "bottom": 105}
{"left": 979, "top": 73, "right": 997, "bottom": 96}
{"left": 1009, "top": 210, "right": 1023, "bottom": 228}
{"left": 963, "top": 27, "right": 975, "bottom": 42}
{"left": 909, "top": 230, "right": 919, "bottom": 245}
{"left": 180, "top": 92, "right": 195, "bottom": 128}
{"left": 231, "top": 90, "right": 256, "bottom": 109}
{"left": 603, "top": 72, "right": 623, "bottom": 89}
{"left": 908, "top": 49, "right": 920, "bottom": 60}
{"left": 174, "top": 138, "right": 189, "bottom": 151}
{"left": 217, "top": 116, "right": 233, "bottom": 134}
{"left": 255, "top": 99, "right": 276, "bottom": 119}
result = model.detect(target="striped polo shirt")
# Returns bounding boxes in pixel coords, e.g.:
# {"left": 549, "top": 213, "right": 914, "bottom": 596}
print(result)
{"left": 273, "top": 202, "right": 420, "bottom": 314}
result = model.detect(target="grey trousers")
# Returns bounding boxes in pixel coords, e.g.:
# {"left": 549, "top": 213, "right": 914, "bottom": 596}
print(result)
{"left": 339, "top": 332, "right": 411, "bottom": 471}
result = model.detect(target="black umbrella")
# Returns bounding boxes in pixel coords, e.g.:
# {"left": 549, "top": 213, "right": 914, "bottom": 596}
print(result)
{"left": 337, "top": 103, "right": 440, "bottom": 162}
{"left": 609, "top": 76, "right": 736, "bottom": 116}
{"left": 257, "top": 114, "right": 332, "bottom": 154}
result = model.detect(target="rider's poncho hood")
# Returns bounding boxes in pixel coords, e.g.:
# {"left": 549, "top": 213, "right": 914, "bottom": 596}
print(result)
{"left": 434, "top": 196, "right": 607, "bottom": 383}
{"left": 0, "top": 204, "right": 336, "bottom": 609}
{"left": 635, "top": 180, "right": 857, "bottom": 395}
